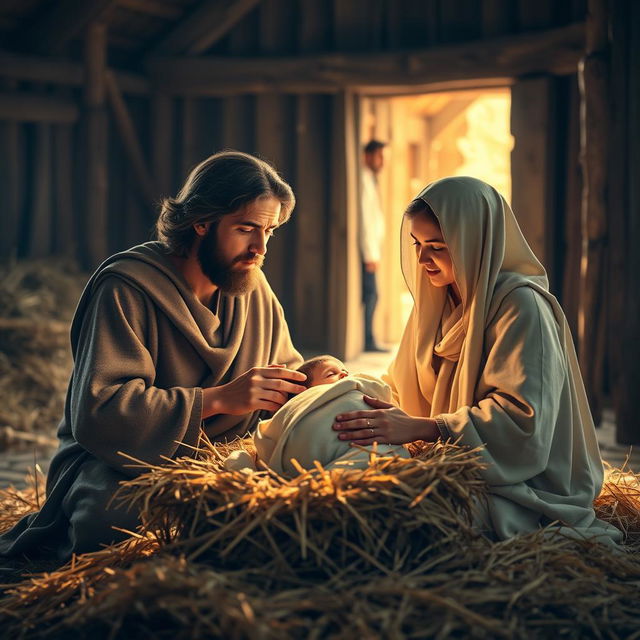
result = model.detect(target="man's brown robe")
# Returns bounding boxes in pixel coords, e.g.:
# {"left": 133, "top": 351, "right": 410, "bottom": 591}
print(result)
{"left": 0, "top": 242, "right": 302, "bottom": 560}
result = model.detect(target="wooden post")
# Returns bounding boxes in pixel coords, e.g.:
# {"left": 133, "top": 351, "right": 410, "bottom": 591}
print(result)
{"left": 29, "top": 123, "right": 53, "bottom": 257}
{"left": 151, "top": 91, "right": 173, "bottom": 197}
{"left": 609, "top": 0, "right": 640, "bottom": 444}
{"left": 0, "top": 120, "right": 22, "bottom": 259}
{"left": 560, "top": 77, "right": 582, "bottom": 340}
{"left": 84, "top": 22, "right": 109, "bottom": 266}
{"left": 180, "top": 97, "right": 197, "bottom": 178}
{"left": 105, "top": 70, "right": 158, "bottom": 213}
{"left": 510, "top": 76, "right": 556, "bottom": 278}
{"left": 52, "top": 120, "right": 75, "bottom": 257}
{"left": 255, "top": 0, "right": 296, "bottom": 313}
{"left": 578, "top": 0, "right": 609, "bottom": 424}
{"left": 327, "top": 90, "right": 360, "bottom": 361}
{"left": 292, "top": 0, "right": 331, "bottom": 350}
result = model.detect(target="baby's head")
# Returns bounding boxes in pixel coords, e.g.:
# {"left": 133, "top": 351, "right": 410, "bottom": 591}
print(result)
{"left": 297, "top": 355, "right": 349, "bottom": 388}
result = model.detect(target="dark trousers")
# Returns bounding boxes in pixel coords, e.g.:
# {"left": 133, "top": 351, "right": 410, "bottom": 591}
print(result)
{"left": 362, "top": 264, "right": 378, "bottom": 349}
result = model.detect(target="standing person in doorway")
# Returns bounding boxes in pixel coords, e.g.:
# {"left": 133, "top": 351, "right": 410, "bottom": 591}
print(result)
{"left": 360, "top": 139, "right": 389, "bottom": 353}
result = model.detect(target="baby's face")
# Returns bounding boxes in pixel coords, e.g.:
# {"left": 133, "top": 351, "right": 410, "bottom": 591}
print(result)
{"left": 307, "top": 358, "right": 349, "bottom": 387}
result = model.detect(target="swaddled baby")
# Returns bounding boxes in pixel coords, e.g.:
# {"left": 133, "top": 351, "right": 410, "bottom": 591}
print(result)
{"left": 224, "top": 355, "right": 409, "bottom": 476}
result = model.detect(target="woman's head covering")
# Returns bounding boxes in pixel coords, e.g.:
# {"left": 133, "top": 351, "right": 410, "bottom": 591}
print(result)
{"left": 388, "top": 176, "right": 564, "bottom": 419}
{"left": 401, "top": 176, "right": 547, "bottom": 310}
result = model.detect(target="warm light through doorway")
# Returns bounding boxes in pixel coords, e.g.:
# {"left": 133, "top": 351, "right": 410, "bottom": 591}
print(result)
{"left": 360, "top": 89, "right": 513, "bottom": 346}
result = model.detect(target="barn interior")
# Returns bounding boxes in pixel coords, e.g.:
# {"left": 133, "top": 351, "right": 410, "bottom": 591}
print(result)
{"left": 1, "top": 1, "right": 640, "bottom": 635}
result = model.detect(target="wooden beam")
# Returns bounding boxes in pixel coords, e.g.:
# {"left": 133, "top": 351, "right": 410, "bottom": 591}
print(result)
{"left": 105, "top": 70, "right": 158, "bottom": 212}
{"left": 0, "top": 92, "right": 79, "bottom": 122}
{"left": 151, "top": 91, "right": 173, "bottom": 196}
{"left": 578, "top": 0, "right": 609, "bottom": 424}
{"left": 84, "top": 22, "right": 109, "bottom": 266}
{"left": 146, "top": 21, "right": 585, "bottom": 95}
{"left": 21, "top": 0, "right": 117, "bottom": 55}
{"left": 148, "top": 0, "right": 261, "bottom": 56}
{"left": 0, "top": 51, "right": 150, "bottom": 95}
{"left": 118, "top": 0, "right": 183, "bottom": 19}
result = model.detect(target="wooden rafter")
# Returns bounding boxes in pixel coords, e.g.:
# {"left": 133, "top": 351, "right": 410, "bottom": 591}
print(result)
{"left": 148, "top": 0, "right": 261, "bottom": 56}
{"left": 20, "top": 0, "right": 118, "bottom": 55}
{"left": 146, "top": 21, "right": 586, "bottom": 95}
{"left": 0, "top": 93, "right": 79, "bottom": 123}
{"left": 0, "top": 50, "right": 149, "bottom": 94}
{"left": 117, "top": 0, "right": 183, "bottom": 20}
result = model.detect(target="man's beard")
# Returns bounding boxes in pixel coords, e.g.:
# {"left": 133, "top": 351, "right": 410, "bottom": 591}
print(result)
{"left": 197, "top": 224, "right": 264, "bottom": 296}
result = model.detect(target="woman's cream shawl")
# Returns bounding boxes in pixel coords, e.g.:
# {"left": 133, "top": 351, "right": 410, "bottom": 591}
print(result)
{"left": 386, "top": 177, "right": 621, "bottom": 543}
{"left": 255, "top": 375, "right": 409, "bottom": 477}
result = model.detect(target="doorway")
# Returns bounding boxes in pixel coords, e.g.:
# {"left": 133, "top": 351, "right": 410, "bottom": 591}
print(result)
{"left": 358, "top": 88, "right": 513, "bottom": 346}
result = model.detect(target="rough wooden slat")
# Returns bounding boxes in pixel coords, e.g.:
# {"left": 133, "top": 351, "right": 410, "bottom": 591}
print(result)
{"left": 609, "top": 0, "right": 640, "bottom": 444}
{"left": 84, "top": 22, "right": 109, "bottom": 266}
{"left": 148, "top": 0, "right": 261, "bottom": 56}
{"left": 560, "top": 77, "right": 582, "bottom": 340}
{"left": 180, "top": 97, "right": 197, "bottom": 178}
{"left": 147, "top": 22, "right": 586, "bottom": 95}
{"left": 577, "top": 0, "right": 609, "bottom": 424}
{"left": 291, "top": 0, "right": 331, "bottom": 350}
{"left": 254, "top": 0, "right": 295, "bottom": 313}
{"left": 0, "top": 121, "right": 22, "bottom": 259}
{"left": 510, "top": 77, "right": 555, "bottom": 278}
{"left": 117, "top": 0, "right": 183, "bottom": 19}
{"left": 27, "top": 123, "right": 53, "bottom": 258}
{"left": 151, "top": 91, "right": 173, "bottom": 197}
{"left": 517, "top": 0, "right": 554, "bottom": 31}
{"left": 52, "top": 113, "right": 75, "bottom": 257}
{"left": 327, "top": 91, "right": 360, "bottom": 360}
{"left": 482, "top": 0, "right": 517, "bottom": 37}
{"left": 439, "top": 0, "right": 482, "bottom": 43}
{"left": 623, "top": 0, "right": 640, "bottom": 444}
{"left": 0, "top": 51, "right": 150, "bottom": 95}
{"left": 0, "top": 92, "right": 79, "bottom": 123}
{"left": 20, "top": 0, "right": 117, "bottom": 55}
{"left": 105, "top": 70, "right": 157, "bottom": 212}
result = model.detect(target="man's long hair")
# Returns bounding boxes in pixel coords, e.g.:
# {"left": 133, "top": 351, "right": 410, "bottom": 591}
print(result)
{"left": 156, "top": 150, "right": 295, "bottom": 256}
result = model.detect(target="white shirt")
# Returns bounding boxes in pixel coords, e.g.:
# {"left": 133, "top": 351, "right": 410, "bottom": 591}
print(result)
{"left": 360, "top": 166, "right": 385, "bottom": 263}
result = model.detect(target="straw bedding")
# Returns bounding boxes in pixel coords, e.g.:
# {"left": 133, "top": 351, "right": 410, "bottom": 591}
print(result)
{"left": 1, "top": 260, "right": 639, "bottom": 638}
{"left": 1, "top": 440, "right": 639, "bottom": 639}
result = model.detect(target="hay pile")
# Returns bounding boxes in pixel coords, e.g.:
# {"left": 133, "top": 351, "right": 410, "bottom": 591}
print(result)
{"left": 0, "top": 259, "right": 87, "bottom": 452}
{"left": 1, "top": 441, "right": 640, "bottom": 639}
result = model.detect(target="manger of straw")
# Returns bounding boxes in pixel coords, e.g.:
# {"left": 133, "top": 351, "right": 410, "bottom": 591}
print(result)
{"left": 1, "top": 440, "right": 640, "bottom": 639}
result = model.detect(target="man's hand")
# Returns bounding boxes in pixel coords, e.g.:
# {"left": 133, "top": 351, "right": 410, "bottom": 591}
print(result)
{"left": 364, "top": 261, "right": 378, "bottom": 273}
{"left": 203, "top": 365, "right": 307, "bottom": 417}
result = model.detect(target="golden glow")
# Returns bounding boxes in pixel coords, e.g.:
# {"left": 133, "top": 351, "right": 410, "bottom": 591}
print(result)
{"left": 359, "top": 89, "right": 513, "bottom": 346}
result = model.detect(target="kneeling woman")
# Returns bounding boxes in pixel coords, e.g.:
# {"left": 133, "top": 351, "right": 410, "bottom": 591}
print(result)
{"left": 334, "top": 176, "right": 621, "bottom": 543}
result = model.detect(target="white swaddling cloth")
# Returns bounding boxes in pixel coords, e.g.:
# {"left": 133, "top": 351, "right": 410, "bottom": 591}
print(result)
{"left": 253, "top": 374, "right": 409, "bottom": 477}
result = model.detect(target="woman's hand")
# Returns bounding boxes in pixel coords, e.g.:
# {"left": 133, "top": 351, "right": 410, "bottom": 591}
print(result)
{"left": 203, "top": 365, "right": 307, "bottom": 417}
{"left": 332, "top": 395, "right": 439, "bottom": 445}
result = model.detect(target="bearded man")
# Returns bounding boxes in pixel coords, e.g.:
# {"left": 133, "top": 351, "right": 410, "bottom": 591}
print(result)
{"left": 0, "top": 151, "right": 305, "bottom": 561}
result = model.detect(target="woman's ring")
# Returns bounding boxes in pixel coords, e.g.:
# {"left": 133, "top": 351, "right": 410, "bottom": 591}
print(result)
{"left": 369, "top": 428, "right": 374, "bottom": 435}
{"left": 366, "top": 418, "right": 371, "bottom": 427}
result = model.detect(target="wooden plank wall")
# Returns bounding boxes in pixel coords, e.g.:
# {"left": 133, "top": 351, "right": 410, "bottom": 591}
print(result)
{"left": 609, "top": 0, "right": 640, "bottom": 444}
{"left": 1, "top": 0, "right": 591, "bottom": 353}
